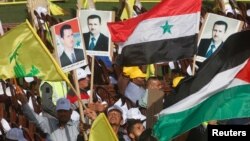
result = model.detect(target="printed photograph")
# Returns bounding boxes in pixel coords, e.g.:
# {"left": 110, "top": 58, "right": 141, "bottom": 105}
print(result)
{"left": 51, "top": 17, "right": 87, "bottom": 72}
{"left": 78, "top": 9, "right": 114, "bottom": 57}
{"left": 196, "top": 13, "right": 243, "bottom": 62}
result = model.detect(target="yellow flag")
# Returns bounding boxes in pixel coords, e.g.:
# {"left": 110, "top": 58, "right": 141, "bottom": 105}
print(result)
{"left": 49, "top": 0, "right": 66, "bottom": 16}
{"left": 120, "top": 0, "right": 135, "bottom": 20}
{"left": 78, "top": 0, "right": 96, "bottom": 9}
{"left": 89, "top": 113, "right": 118, "bottom": 141}
{"left": 146, "top": 64, "right": 155, "bottom": 80}
{"left": 0, "top": 20, "right": 70, "bottom": 84}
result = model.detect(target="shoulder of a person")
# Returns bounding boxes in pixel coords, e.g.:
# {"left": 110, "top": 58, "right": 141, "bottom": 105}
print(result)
{"left": 201, "top": 38, "right": 211, "bottom": 41}
{"left": 74, "top": 48, "right": 82, "bottom": 51}
{"left": 100, "top": 33, "right": 108, "bottom": 38}
{"left": 83, "top": 32, "right": 90, "bottom": 36}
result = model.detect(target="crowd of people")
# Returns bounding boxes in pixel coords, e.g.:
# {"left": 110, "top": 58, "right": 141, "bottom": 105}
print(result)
{"left": 0, "top": 65, "right": 164, "bottom": 141}
{"left": 1, "top": 0, "right": 250, "bottom": 141}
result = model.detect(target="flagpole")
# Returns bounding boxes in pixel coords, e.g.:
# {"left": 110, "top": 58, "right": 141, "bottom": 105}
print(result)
{"left": 192, "top": 55, "right": 197, "bottom": 76}
{"left": 90, "top": 55, "right": 95, "bottom": 103}
{"left": 78, "top": 0, "right": 95, "bottom": 10}
{"left": 71, "top": 70, "right": 88, "bottom": 141}
{"left": 87, "top": 0, "right": 96, "bottom": 9}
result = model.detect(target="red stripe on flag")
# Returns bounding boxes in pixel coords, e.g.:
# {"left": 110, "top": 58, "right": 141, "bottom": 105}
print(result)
{"left": 108, "top": 0, "right": 201, "bottom": 42}
{"left": 236, "top": 59, "right": 250, "bottom": 83}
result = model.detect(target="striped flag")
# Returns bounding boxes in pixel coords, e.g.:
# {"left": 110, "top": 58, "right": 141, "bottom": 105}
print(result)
{"left": 153, "top": 30, "right": 250, "bottom": 141}
{"left": 108, "top": 0, "right": 201, "bottom": 66}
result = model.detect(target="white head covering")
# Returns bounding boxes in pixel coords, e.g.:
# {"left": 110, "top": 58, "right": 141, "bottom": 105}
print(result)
{"left": 76, "top": 68, "right": 87, "bottom": 80}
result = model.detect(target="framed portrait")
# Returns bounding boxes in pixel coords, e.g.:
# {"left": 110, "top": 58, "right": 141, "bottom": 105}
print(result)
{"left": 51, "top": 17, "right": 87, "bottom": 72}
{"left": 78, "top": 9, "right": 114, "bottom": 58}
{"left": 196, "top": 13, "right": 243, "bottom": 62}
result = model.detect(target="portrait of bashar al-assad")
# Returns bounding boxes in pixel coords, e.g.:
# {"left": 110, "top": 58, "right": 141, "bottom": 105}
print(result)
{"left": 196, "top": 13, "right": 243, "bottom": 63}
{"left": 52, "top": 18, "right": 87, "bottom": 72}
{"left": 79, "top": 10, "right": 113, "bottom": 57}
{"left": 83, "top": 14, "right": 109, "bottom": 52}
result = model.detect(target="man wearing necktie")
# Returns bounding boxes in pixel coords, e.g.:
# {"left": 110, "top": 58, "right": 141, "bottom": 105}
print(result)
{"left": 59, "top": 24, "right": 84, "bottom": 67}
{"left": 197, "top": 20, "right": 228, "bottom": 59}
{"left": 83, "top": 14, "right": 109, "bottom": 51}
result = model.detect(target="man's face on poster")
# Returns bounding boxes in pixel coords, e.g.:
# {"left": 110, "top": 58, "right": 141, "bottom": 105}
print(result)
{"left": 212, "top": 24, "right": 226, "bottom": 43}
{"left": 88, "top": 18, "right": 101, "bottom": 36}
{"left": 62, "top": 29, "right": 74, "bottom": 49}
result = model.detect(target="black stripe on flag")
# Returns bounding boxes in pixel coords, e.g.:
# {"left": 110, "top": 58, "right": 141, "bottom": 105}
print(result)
{"left": 116, "top": 34, "right": 198, "bottom": 66}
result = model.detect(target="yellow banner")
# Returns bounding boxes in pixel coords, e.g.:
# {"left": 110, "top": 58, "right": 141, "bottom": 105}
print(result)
{"left": 89, "top": 113, "right": 118, "bottom": 141}
{"left": 0, "top": 20, "right": 70, "bottom": 84}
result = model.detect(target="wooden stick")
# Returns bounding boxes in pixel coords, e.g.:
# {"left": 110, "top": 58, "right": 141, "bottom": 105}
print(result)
{"left": 89, "top": 55, "right": 95, "bottom": 103}
{"left": 192, "top": 55, "right": 197, "bottom": 76}
{"left": 87, "top": 0, "right": 96, "bottom": 9}
{"left": 77, "top": 0, "right": 84, "bottom": 10}
{"left": 135, "top": 0, "right": 142, "bottom": 9}
{"left": 71, "top": 70, "right": 88, "bottom": 141}
{"left": 77, "top": 0, "right": 95, "bottom": 10}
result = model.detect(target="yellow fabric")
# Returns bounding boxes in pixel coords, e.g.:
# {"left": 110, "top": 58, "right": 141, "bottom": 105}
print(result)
{"left": 89, "top": 113, "right": 118, "bottom": 141}
{"left": 40, "top": 81, "right": 67, "bottom": 104}
{"left": 0, "top": 20, "right": 70, "bottom": 85}
{"left": 172, "top": 76, "right": 184, "bottom": 88}
{"left": 123, "top": 66, "right": 146, "bottom": 79}
{"left": 120, "top": 0, "right": 135, "bottom": 20}
{"left": 44, "top": 23, "right": 53, "bottom": 47}
{"left": 146, "top": 64, "right": 155, "bottom": 80}
{"left": 79, "top": 0, "right": 96, "bottom": 9}
{"left": 82, "top": 0, "right": 88, "bottom": 9}
{"left": 49, "top": 1, "right": 65, "bottom": 16}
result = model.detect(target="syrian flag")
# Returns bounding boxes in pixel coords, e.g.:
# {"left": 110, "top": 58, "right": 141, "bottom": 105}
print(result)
{"left": 108, "top": 0, "right": 201, "bottom": 66}
{"left": 153, "top": 30, "right": 250, "bottom": 141}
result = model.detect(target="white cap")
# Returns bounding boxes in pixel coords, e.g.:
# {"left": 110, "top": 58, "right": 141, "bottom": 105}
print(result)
{"left": 247, "top": 9, "right": 250, "bottom": 17}
{"left": 108, "top": 104, "right": 127, "bottom": 125}
{"left": 111, "top": 99, "right": 129, "bottom": 125}
{"left": 84, "top": 66, "right": 91, "bottom": 75}
{"left": 108, "top": 105, "right": 124, "bottom": 115}
{"left": 127, "top": 108, "right": 146, "bottom": 121}
{"left": 76, "top": 68, "right": 87, "bottom": 80}
{"left": 24, "top": 77, "right": 34, "bottom": 83}
{"left": 35, "top": 6, "right": 48, "bottom": 17}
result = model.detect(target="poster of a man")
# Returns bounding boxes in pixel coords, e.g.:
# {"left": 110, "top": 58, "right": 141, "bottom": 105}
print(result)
{"left": 83, "top": 14, "right": 109, "bottom": 51}
{"left": 196, "top": 13, "right": 243, "bottom": 63}
{"left": 51, "top": 18, "right": 87, "bottom": 72}
{"left": 197, "top": 20, "right": 228, "bottom": 58}
{"left": 78, "top": 10, "right": 113, "bottom": 57}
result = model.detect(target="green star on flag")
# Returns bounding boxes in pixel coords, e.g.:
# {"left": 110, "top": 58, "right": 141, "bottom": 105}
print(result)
{"left": 161, "top": 21, "right": 173, "bottom": 34}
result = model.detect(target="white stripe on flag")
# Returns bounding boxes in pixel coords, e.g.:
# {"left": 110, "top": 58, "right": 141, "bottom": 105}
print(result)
{"left": 159, "top": 60, "right": 248, "bottom": 116}
{"left": 118, "top": 13, "right": 200, "bottom": 53}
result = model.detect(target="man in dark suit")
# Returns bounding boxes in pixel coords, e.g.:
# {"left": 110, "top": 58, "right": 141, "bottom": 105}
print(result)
{"left": 197, "top": 20, "right": 228, "bottom": 58}
{"left": 83, "top": 14, "right": 109, "bottom": 51}
{"left": 59, "top": 24, "right": 84, "bottom": 67}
